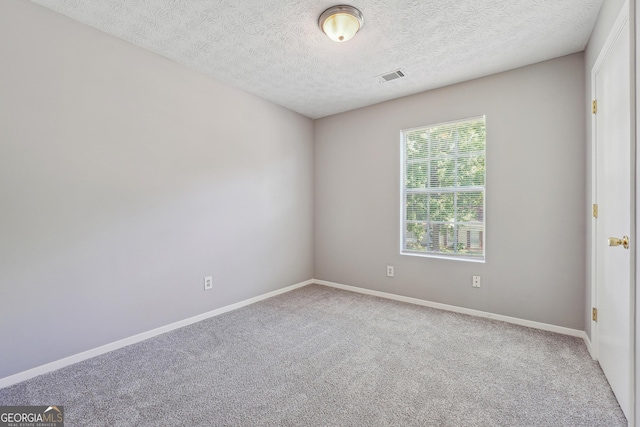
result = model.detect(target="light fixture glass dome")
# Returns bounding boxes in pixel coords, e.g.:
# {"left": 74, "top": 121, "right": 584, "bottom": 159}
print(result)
{"left": 319, "top": 5, "right": 364, "bottom": 42}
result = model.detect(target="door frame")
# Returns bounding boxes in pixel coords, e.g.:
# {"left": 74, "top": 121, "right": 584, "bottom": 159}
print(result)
{"left": 590, "top": 0, "right": 636, "bottom": 424}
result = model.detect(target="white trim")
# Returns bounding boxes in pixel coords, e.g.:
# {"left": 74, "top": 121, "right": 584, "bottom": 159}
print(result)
{"left": 401, "top": 115, "right": 487, "bottom": 134}
{"left": 583, "top": 332, "right": 595, "bottom": 359}
{"left": 591, "top": 2, "right": 635, "bottom": 421}
{"left": 1, "top": 278, "right": 591, "bottom": 390}
{"left": 0, "top": 279, "right": 313, "bottom": 390}
{"left": 400, "top": 251, "right": 486, "bottom": 263}
{"left": 631, "top": 1, "right": 638, "bottom": 425}
{"left": 315, "top": 280, "right": 585, "bottom": 338}
{"left": 590, "top": 49, "right": 599, "bottom": 359}
{"left": 399, "top": 116, "right": 487, "bottom": 263}
{"left": 591, "top": 0, "right": 633, "bottom": 365}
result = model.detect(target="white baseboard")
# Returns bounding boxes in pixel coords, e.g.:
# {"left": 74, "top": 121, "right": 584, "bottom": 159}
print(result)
{"left": 582, "top": 332, "right": 595, "bottom": 359}
{"left": 314, "top": 280, "right": 586, "bottom": 338}
{"left": 2, "top": 278, "right": 591, "bottom": 389}
{"left": 0, "top": 279, "right": 314, "bottom": 389}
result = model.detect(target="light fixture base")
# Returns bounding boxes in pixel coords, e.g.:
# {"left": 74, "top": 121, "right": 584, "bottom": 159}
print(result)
{"left": 319, "top": 5, "right": 364, "bottom": 43}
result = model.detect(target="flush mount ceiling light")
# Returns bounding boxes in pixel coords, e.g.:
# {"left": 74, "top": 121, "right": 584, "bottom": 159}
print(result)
{"left": 319, "top": 5, "right": 364, "bottom": 42}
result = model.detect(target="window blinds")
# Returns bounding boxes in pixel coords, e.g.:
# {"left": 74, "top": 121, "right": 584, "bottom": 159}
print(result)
{"left": 401, "top": 116, "right": 486, "bottom": 260}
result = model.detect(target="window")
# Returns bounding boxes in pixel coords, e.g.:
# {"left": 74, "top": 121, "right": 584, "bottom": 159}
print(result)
{"left": 401, "top": 116, "right": 486, "bottom": 261}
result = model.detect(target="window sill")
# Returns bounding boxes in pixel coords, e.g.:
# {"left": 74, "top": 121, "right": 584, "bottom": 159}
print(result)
{"left": 400, "top": 250, "right": 485, "bottom": 263}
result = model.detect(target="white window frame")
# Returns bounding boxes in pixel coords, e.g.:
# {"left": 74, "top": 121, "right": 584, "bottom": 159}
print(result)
{"left": 400, "top": 116, "right": 486, "bottom": 262}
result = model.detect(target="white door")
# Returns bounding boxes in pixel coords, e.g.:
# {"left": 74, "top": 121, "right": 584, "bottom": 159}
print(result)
{"left": 593, "top": 3, "right": 632, "bottom": 419}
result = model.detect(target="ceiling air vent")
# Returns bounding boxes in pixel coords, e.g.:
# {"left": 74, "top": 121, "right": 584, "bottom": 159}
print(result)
{"left": 377, "top": 69, "right": 405, "bottom": 83}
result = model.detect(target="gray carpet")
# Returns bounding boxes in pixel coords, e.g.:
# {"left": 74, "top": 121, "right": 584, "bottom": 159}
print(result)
{"left": 0, "top": 284, "right": 627, "bottom": 426}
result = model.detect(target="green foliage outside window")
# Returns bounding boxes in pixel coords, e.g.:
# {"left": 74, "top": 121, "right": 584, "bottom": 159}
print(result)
{"left": 402, "top": 117, "right": 486, "bottom": 259}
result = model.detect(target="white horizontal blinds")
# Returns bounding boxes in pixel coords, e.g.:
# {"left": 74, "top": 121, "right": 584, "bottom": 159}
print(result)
{"left": 402, "top": 117, "right": 486, "bottom": 259}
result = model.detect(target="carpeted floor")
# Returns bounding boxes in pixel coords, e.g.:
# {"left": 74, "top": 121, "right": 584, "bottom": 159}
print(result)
{"left": 0, "top": 284, "right": 627, "bottom": 426}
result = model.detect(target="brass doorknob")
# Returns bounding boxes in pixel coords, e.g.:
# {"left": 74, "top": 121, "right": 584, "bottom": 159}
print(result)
{"left": 608, "top": 236, "right": 629, "bottom": 249}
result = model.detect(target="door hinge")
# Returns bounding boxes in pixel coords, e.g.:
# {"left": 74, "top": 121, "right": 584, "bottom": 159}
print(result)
{"left": 592, "top": 204, "right": 598, "bottom": 218}
{"left": 592, "top": 99, "right": 597, "bottom": 114}
{"left": 592, "top": 307, "right": 598, "bottom": 322}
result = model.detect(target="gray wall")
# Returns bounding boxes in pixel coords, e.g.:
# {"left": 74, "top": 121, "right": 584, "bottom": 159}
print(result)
{"left": 583, "top": 0, "right": 627, "bottom": 342}
{"left": 314, "top": 53, "right": 586, "bottom": 330}
{"left": 0, "top": 0, "right": 314, "bottom": 379}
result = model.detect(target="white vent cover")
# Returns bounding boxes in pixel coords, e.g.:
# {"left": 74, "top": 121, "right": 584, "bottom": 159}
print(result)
{"left": 377, "top": 69, "right": 405, "bottom": 83}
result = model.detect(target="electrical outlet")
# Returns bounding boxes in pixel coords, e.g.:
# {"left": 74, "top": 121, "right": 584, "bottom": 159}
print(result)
{"left": 204, "top": 276, "right": 213, "bottom": 290}
{"left": 387, "top": 266, "right": 394, "bottom": 277}
{"left": 472, "top": 275, "right": 481, "bottom": 288}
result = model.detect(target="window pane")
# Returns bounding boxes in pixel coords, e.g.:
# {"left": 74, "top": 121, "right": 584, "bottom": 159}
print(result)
{"left": 404, "top": 222, "right": 427, "bottom": 251}
{"left": 457, "top": 155, "right": 485, "bottom": 187}
{"left": 430, "top": 158, "right": 455, "bottom": 188}
{"left": 456, "top": 225, "right": 484, "bottom": 256}
{"left": 406, "top": 161, "right": 429, "bottom": 189}
{"left": 405, "top": 222, "right": 484, "bottom": 257}
{"left": 457, "top": 119, "right": 486, "bottom": 154}
{"left": 429, "top": 193, "right": 454, "bottom": 222}
{"left": 429, "top": 128, "right": 453, "bottom": 158}
{"left": 457, "top": 191, "right": 484, "bottom": 222}
{"left": 405, "top": 131, "right": 429, "bottom": 160}
{"left": 405, "top": 223, "right": 448, "bottom": 253}
{"left": 406, "top": 194, "right": 428, "bottom": 221}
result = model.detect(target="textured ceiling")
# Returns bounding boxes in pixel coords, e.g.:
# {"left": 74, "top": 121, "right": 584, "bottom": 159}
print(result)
{"left": 30, "top": 0, "right": 603, "bottom": 119}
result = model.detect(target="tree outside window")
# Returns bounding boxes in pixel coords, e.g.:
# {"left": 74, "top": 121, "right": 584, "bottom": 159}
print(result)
{"left": 401, "top": 116, "right": 486, "bottom": 260}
